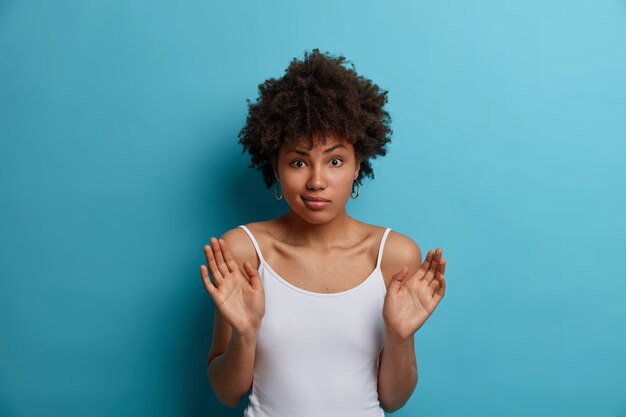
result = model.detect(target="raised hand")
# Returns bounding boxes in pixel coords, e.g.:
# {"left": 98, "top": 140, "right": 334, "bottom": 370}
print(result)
{"left": 382, "top": 248, "right": 446, "bottom": 340}
{"left": 200, "top": 237, "right": 265, "bottom": 337}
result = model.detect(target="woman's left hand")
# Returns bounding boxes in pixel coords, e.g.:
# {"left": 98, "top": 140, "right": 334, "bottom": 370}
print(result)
{"left": 382, "top": 248, "right": 446, "bottom": 340}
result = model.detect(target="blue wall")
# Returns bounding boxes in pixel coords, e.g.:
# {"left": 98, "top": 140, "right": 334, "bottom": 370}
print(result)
{"left": 1, "top": 1, "right": 625, "bottom": 416}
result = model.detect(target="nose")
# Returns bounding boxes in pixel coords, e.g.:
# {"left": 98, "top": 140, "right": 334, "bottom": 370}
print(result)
{"left": 306, "top": 165, "right": 326, "bottom": 190}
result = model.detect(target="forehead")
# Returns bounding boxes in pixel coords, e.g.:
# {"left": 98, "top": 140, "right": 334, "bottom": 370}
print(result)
{"left": 281, "top": 132, "right": 351, "bottom": 153}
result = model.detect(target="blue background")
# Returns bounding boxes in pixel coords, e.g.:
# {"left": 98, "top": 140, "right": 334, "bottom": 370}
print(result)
{"left": 1, "top": 1, "right": 625, "bottom": 416}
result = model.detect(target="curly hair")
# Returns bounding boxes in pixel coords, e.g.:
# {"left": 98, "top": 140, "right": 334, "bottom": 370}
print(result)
{"left": 238, "top": 48, "right": 393, "bottom": 189}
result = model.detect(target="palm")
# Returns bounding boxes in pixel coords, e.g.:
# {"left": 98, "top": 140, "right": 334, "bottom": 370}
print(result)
{"left": 201, "top": 237, "right": 265, "bottom": 336}
{"left": 382, "top": 248, "right": 446, "bottom": 340}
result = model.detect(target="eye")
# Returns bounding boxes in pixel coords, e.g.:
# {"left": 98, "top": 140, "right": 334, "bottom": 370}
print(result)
{"left": 330, "top": 158, "right": 343, "bottom": 167}
{"left": 289, "top": 158, "right": 343, "bottom": 168}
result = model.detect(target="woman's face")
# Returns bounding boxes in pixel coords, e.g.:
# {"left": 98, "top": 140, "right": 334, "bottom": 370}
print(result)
{"left": 275, "top": 131, "right": 360, "bottom": 223}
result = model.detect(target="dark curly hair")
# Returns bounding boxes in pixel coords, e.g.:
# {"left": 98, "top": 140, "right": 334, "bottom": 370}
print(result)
{"left": 238, "top": 48, "right": 393, "bottom": 189}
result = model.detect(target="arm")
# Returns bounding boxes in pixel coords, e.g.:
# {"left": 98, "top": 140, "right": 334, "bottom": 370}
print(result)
{"left": 377, "top": 231, "right": 447, "bottom": 413}
{"left": 376, "top": 231, "right": 429, "bottom": 413}
{"left": 202, "top": 231, "right": 265, "bottom": 407}
{"left": 377, "top": 327, "right": 418, "bottom": 413}
{"left": 208, "top": 328, "right": 258, "bottom": 408}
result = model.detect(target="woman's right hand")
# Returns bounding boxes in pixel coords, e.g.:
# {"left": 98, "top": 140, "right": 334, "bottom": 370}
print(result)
{"left": 200, "top": 237, "right": 265, "bottom": 337}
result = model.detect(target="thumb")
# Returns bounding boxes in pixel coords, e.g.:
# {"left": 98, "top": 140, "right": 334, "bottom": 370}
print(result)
{"left": 393, "top": 267, "right": 410, "bottom": 284}
{"left": 242, "top": 261, "right": 261, "bottom": 288}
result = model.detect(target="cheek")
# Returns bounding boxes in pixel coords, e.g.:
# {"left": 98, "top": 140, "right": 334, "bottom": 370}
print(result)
{"left": 338, "top": 176, "right": 354, "bottom": 191}
{"left": 279, "top": 174, "right": 301, "bottom": 191}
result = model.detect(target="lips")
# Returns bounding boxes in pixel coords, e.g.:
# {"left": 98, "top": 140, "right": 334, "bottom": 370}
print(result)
{"left": 302, "top": 196, "right": 330, "bottom": 202}
{"left": 301, "top": 196, "right": 331, "bottom": 210}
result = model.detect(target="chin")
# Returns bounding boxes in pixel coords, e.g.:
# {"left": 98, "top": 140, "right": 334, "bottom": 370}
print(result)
{"left": 298, "top": 207, "right": 346, "bottom": 225}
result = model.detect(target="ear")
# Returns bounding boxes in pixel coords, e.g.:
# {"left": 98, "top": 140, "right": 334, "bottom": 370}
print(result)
{"left": 354, "top": 158, "right": 361, "bottom": 180}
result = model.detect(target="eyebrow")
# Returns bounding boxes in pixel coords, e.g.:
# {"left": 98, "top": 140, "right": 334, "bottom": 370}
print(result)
{"left": 287, "top": 144, "right": 347, "bottom": 156}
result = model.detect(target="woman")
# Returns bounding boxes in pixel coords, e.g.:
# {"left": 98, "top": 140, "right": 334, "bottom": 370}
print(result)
{"left": 201, "top": 49, "right": 446, "bottom": 417}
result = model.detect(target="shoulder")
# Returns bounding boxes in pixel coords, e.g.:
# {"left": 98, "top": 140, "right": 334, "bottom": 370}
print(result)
{"left": 218, "top": 223, "right": 263, "bottom": 270}
{"left": 380, "top": 229, "right": 423, "bottom": 289}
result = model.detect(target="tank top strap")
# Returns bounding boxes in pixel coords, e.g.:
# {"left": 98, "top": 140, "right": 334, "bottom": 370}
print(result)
{"left": 238, "top": 224, "right": 390, "bottom": 271}
{"left": 376, "top": 227, "right": 392, "bottom": 270}
{"left": 237, "top": 225, "right": 266, "bottom": 266}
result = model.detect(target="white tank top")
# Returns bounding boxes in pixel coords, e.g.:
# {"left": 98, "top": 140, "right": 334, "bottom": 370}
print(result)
{"left": 238, "top": 225, "right": 392, "bottom": 417}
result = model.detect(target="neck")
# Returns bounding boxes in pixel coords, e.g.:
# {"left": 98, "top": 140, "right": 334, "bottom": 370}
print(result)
{"left": 278, "top": 209, "right": 358, "bottom": 250}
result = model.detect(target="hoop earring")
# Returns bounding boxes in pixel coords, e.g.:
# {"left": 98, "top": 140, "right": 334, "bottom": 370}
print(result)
{"left": 275, "top": 179, "right": 283, "bottom": 200}
{"left": 350, "top": 180, "right": 360, "bottom": 199}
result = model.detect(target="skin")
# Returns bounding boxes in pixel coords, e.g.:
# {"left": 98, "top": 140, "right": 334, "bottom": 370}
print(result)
{"left": 383, "top": 248, "right": 446, "bottom": 340}
{"left": 200, "top": 130, "right": 447, "bottom": 411}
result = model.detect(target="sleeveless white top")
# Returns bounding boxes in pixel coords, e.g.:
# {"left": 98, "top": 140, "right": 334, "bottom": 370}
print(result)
{"left": 237, "top": 225, "right": 392, "bottom": 417}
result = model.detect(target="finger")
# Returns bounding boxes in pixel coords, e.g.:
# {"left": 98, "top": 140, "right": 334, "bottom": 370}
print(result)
{"left": 435, "top": 258, "right": 445, "bottom": 280}
{"left": 211, "top": 237, "right": 230, "bottom": 277}
{"left": 430, "top": 278, "right": 440, "bottom": 297}
{"left": 433, "top": 248, "right": 443, "bottom": 267}
{"left": 218, "top": 238, "right": 240, "bottom": 273}
{"left": 395, "top": 267, "right": 410, "bottom": 283}
{"left": 396, "top": 267, "right": 409, "bottom": 282}
{"left": 416, "top": 250, "right": 434, "bottom": 281}
{"left": 200, "top": 264, "right": 217, "bottom": 295}
{"left": 389, "top": 267, "right": 409, "bottom": 292}
{"left": 424, "top": 248, "right": 440, "bottom": 284}
{"left": 243, "top": 261, "right": 262, "bottom": 289}
{"left": 204, "top": 243, "right": 223, "bottom": 283}
{"left": 434, "top": 274, "right": 446, "bottom": 300}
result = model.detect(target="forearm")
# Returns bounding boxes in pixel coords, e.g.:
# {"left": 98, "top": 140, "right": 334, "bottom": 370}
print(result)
{"left": 377, "top": 326, "right": 418, "bottom": 413}
{"left": 208, "top": 330, "right": 258, "bottom": 407}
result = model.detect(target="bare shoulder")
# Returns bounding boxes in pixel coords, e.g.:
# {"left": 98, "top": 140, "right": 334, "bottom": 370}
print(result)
{"left": 218, "top": 223, "right": 262, "bottom": 270}
{"left": 380, "top": 229, "right": 423, "bottom": 290}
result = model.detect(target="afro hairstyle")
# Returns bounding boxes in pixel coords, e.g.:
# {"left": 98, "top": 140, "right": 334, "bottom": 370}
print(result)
{"left": 237, "top": 48, "right": 393, "bottom": 189}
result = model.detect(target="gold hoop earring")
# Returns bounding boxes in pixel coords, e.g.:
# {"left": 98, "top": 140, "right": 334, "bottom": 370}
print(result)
{"left": 275, "top": 178, "right": 283, "bottom": 200}
{"left": 350, "top": 180, "right": 360, "bottom": 199}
